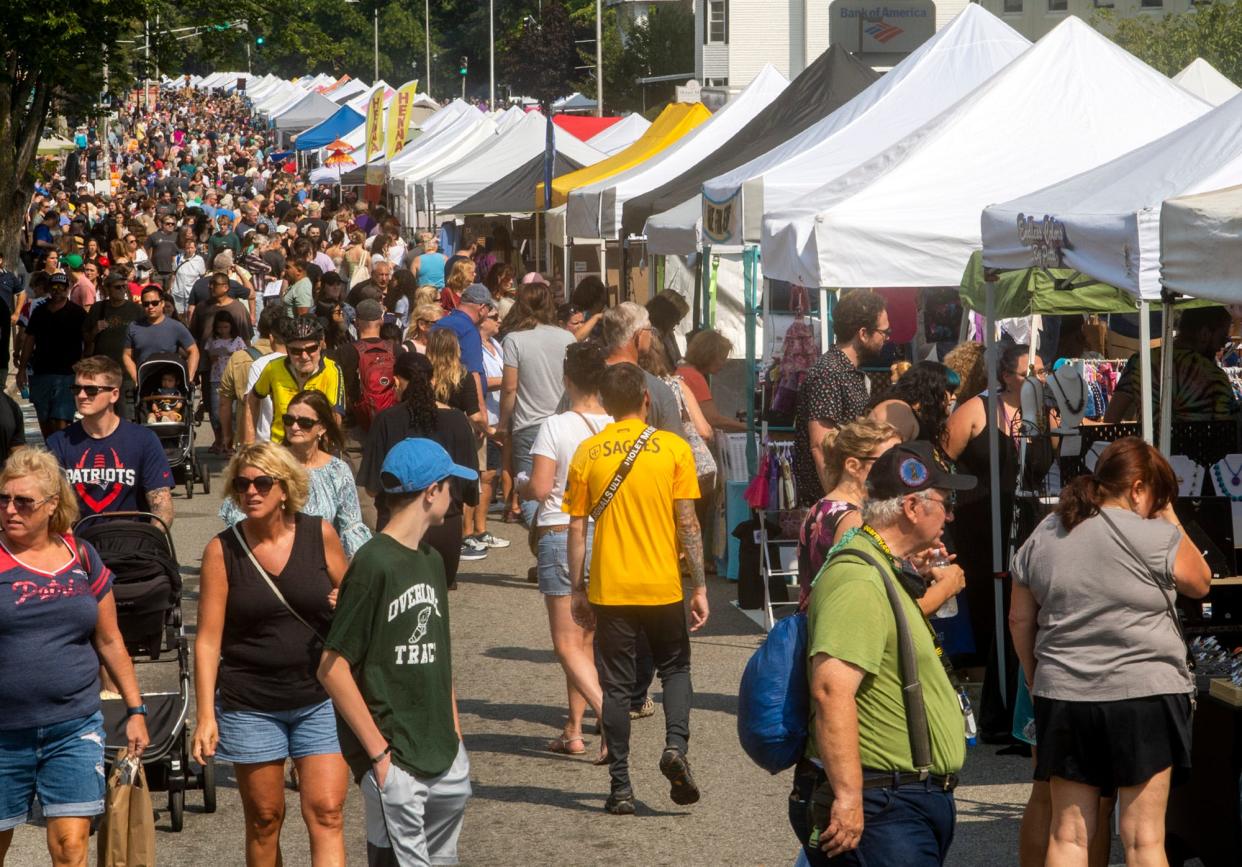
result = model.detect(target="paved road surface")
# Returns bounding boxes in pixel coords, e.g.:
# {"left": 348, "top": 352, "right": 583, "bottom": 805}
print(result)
{"left": 6, "top": 420, "right": 1125, "bottom": 866}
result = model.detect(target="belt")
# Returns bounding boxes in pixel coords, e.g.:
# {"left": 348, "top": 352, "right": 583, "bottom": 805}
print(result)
{"left": 796, "top": 759, "right": 958, "bottom": 793}
{"left": 531, "top": 524, "right": 568, "bottom": 541}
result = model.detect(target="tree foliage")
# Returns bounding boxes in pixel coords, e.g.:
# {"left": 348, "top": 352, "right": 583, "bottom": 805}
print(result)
{"left": 500, "top": 0, "right": 584, "bottom": 106}
{"left": 1093, "top": 1, "right": 1242, "bottom": 83}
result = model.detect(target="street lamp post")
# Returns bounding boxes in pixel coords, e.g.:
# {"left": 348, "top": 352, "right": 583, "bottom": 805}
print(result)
{"left": 595, "top": 0, "right": 602, "bottom": 116}
{"left": 373, "top": 5, "right": 379, "bottom": 82}
{"left": 425, "top": 0, "right": 432, "bottom": 97}
{"left": 489, "top": 0, "right": 495, "bottom": 108}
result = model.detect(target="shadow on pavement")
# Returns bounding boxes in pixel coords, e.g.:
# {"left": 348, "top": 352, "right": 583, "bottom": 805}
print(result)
{"left": 483, "top": 646, "right": 558, "bottom": 664}
{"left": 469, "top": 782, "right": 690, "bottom": 818}
{"left": 458, "top": 698, "right": 570, "bottom": 729}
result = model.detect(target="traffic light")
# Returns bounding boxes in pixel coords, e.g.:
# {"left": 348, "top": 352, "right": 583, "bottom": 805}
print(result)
{"left": 459, "top": 56, "right": 468, "bottom": 76}
{"left": 255, "top": 36, "right": 265, "bottom": 45}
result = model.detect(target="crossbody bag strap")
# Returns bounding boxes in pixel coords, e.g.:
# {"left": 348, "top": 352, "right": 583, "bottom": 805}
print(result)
{"left": 230, "top": 524, "right": 326, "bottom": 643}
{"left": 1095, "top": 508, "right": 1194, "bottom": 676}
{"left": 841, "top": 547, "right": 934, "bottom": 773}
{"left": 589, "top": 425, "right": 655, "bottom": 522}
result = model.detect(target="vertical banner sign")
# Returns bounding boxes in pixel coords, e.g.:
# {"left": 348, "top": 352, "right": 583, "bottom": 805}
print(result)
{"left": 386, "top": 80, "right": 419, "bottom": 159}
{"left": 364, "top": 86, "right": 386, "bottom": 203}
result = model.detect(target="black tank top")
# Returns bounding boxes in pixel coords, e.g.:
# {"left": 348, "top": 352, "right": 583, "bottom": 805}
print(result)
{"left": 217, "top": 512, "right": 334, "bottom": 711}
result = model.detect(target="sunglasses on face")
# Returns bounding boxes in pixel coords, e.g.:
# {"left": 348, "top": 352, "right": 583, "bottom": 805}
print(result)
{"left": 287, "top": 344, "right": 319, "bottom": 357}
{"left": 73, "top": 383, "right": 117, "bottom": 397}
{"left": 231, "top": 475, "right": 279, "bottom": 495}
{"left": 0, "top": 494, "right": 53, "bottom": 514}
{"left": 282, "top": 413, "right": 320, "bottom": 431}
{"left": 141, "top": 299, "right": 162, "bottom": 308}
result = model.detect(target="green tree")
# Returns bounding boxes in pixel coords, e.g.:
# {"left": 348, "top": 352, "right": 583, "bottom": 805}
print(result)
{"left": 1, "top": 0, "right": 152, "bottom": 262}
{"left": 499, "top": 0, "right": 584, "bottom": 106}
{"left": 1094, "top": 1, "right": 1242, "bottom": 84}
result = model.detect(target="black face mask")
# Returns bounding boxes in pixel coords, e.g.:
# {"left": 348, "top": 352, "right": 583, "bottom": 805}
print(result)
{"left": 898, "top": 561, "right": 927, "bottom": 600}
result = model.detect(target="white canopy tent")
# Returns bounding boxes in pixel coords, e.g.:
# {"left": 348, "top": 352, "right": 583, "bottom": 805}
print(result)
{"left": 553, "top": 92, "right": 597, "bottom": 113}
{"left": 694, "top": 4, "right": 1030, "bottom": 252}
{"left": 760, "top": 16, "right": 1209, "bottom": 289}
{"left": 1161, "top": 185, "right": 1242, "bottom": 304}
{"left": 565, "top": 65, "right": 788, "bottom": 241}
{"left": 328, "top": 78, "right": 370, "bottom": 104}
{"left": 585, "top": 114, "right": 651, "bottom": 155}
{"left": 1173, "top": 58, "right": 1240, "bottom": 107}
{"left": 389, "top": 116, "right": 499, "bottom": 228}
{"left": 431, "top": 111, "right": 605, "bottom": 215}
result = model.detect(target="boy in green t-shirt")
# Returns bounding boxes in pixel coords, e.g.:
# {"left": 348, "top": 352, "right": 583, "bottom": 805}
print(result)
{"left": 318, "top": 438, "right": 477, "bottom": 866}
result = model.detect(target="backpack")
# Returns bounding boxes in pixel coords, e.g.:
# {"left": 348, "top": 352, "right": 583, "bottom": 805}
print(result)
{"left": 352, "top": 339, "right": 398, "bottom": 430}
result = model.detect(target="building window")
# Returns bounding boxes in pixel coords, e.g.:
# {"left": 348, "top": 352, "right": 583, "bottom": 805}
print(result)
{"left": 1048, "top": 0, "right": 1066, "bottom": 9}
{"left": 1003, "top": 0, "right": 1022, "bottom": 13}
{"left": 1093, "top": 0, "right": 1115, "bottom": 8}
{"left": 705, "top": 0, "right": 727, "bottom": 43}
{"left": 1140, "top": 0, "right": 1162, "bottom": 6}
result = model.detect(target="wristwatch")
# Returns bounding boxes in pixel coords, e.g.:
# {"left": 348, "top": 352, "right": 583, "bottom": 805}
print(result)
{"left": 125, "top": 704, "right": 148, "bottom": 718}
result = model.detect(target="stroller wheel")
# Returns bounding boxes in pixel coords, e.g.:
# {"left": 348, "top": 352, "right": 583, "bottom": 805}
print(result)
{"left": 185, "top": 472, "right": 194, "bottom": 500}
{"left": 169, "top": 787, "right": 184, "bottom": 832}
{"left": 202, "top": 462, "right": 211, "bottom": 495}
{"left": 202, "top": 756, "right": 217, "bottom": 813}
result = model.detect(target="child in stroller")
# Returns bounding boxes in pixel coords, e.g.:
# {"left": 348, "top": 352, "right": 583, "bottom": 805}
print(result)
{"left": 146, "top": 372, "right": 186, "bottom": 424}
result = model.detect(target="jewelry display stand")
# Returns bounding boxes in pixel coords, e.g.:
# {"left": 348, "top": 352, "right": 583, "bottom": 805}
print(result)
{"left": 1169, "top": 455, "right": 1206, "bottom": 499}
{"left": 1208, "top": 455, "right": 1242, "bottom": 544}
{"left": 1048, "top": 363, "right": 1089, "bottom": 458}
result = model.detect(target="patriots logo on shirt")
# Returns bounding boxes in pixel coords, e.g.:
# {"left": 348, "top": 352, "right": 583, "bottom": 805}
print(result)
{"left": 65, "top": 448, "right": 138, "bottom": 513}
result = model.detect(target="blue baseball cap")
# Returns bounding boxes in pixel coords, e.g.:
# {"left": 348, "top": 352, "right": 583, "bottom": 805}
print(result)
{"left": 380, "top": 438, "right": 477, "bottom": 494}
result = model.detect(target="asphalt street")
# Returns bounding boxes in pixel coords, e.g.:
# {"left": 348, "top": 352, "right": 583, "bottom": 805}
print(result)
{"left": 5, "top": 418, "right": 1138, "bottom": 866}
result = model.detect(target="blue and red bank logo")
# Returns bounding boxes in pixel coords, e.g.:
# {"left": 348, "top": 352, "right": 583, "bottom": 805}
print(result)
{"left": 864, "top": 17, "right": 905, "bottom": 43}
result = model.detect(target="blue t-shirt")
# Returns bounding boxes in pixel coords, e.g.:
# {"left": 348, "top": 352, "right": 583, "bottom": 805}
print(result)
{"left": 48, "top": 418, "right": 174, "bottom": 515}
{"left": 432, "top": 310, "right": 484, "bottom": 377}
{"left": 0, "top": 536, "right": 113, "bottom": 729}
{"left": 125, "top": 317, "right": 195, "bottom": 366}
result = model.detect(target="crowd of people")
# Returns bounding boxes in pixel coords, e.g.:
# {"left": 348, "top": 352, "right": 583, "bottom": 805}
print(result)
{"left": 0, "top": 82, "right": 1221, "bottom": 867}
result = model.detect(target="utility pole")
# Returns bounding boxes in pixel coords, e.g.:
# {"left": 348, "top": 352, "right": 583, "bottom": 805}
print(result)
{"left": 144, "top": 19, "right": 151, "bottom": 111}
{"left": 373, "top": 5, "right": 379, "bottom": 82}
{"left": 460, "top": 56, "right": 468, "bottom": 100}
{"left": 425, "top": 0, "right": 432, "bottom": 97}
{"left": 489, "top": 0, "right": 495, "bottom": 108}
{"left": 595, "top": 0, "right": 602, "bottom": 116}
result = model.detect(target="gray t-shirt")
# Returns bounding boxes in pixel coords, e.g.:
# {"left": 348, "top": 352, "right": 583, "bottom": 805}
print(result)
{"left": 1012, "top": 508, "right": 1190, "bottom": 702}
{"left": 502, "top": 324, "right": 577, "bottom": 432}
{"left": 125, "top": 317, "right": 196, "bottom": 366}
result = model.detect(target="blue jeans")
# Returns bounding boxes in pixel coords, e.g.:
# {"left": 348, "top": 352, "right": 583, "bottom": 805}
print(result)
{"left": 789, "top": 768, "right": 957, "bottom": 866}
{"left": 0, "top": 711, "right": 107, "bottom": 830}
{"left": 512, "top": 424, "right": 541, "bottom": 527}
{"left": 536, "top": 524, "right": 593, "bottom": 596}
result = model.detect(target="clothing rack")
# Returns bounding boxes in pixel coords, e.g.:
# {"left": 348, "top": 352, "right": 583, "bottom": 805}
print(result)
{"left": 741, "top": 437, "right": 805, "bottom": 631}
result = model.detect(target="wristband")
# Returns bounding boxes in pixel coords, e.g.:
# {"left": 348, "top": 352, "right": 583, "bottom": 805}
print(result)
{"left": 125, "top": 704, "right": 147, "bottom": 718}
{"left": 370, "top": 745, "right": 392, "bottom": 764}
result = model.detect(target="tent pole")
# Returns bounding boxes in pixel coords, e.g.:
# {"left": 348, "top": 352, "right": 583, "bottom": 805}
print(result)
{"left": 1138, "top": 299, "right": 1154, "bottom": 444}
{"left": 1159, "top": 293, "right": 1175, "bottom": 455}
{"left": 621, "top": 240, "right": 629, "bottom": 303}
{"left": 744, "top": 245, "right": 758, "bottom": 475}
{"left": 984, "top": 279, "right": 1006, "bottom": 706}
{"left": 534, "top": 212, "right": 541, "bottom": 274}
{"left": 821, "top": 288, "right": 834, "bottom": 351}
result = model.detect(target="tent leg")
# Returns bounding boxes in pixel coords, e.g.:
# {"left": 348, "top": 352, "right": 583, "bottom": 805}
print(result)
{"left": 984, "top": 280, "right": 1007, "bottom": 708}
{"left": 821, "top": 288, "right": 834, "bottom": 352}
{"left": 744, "top": 247, "right": 758, "bottom": 476}
{"left": 534, "top": 213, "right": 541, "bottom": 275}
{"left": 1139, "top": 299, "right": 1154, "bottom": 445}
{"left": 1159, "top": 295, "right": 1175, "bottom": 455}
{"left": 621, "top": 240, "right": 629, "bottom": 303}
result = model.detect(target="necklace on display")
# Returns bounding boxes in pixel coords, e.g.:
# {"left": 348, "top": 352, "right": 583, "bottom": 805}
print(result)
{"left": 1224, "top": 456, "right": 1242, "bottom": 486}
{"left": 1212, "top": 463, "right": 1242, "bottom": 501}
{"left": 1050, "top": 371, "right": 1086, "bottom": 416}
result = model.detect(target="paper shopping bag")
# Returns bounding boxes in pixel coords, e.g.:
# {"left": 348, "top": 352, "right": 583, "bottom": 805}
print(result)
{"left": 98, "top": 757, "right": 156, "bottom": 867}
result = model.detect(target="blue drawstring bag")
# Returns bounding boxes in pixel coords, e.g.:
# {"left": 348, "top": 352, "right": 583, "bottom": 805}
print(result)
{"left": 737, "top": 610, "right": 809, "bottom": 774}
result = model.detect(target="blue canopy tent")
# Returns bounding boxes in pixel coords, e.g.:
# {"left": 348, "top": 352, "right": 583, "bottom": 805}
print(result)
{"left": 294, "top": 105, "right": 365, "bottom": 152}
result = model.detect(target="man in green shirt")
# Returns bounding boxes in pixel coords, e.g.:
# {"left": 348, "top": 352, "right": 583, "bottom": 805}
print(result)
{"left": 318, "top": 438, "right": 476, "bottom": 866}
{"left": 797, "top": 440, "right": 973, "bottom": 866}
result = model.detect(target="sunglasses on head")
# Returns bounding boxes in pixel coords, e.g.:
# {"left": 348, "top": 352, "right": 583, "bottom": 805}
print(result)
{"left": 0, "top": 493, "right": 53, "bottom": 514}
{"left": 73, "top": 383, "right": 117, "bottom": 397}
{"left": 282, "top": 413, "right": 320, "bottom": 431}
{"left": 231, "top": 475, "right": 279, "bottom": 495}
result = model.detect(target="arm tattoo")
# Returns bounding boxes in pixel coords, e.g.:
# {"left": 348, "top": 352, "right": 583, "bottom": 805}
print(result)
{"left": 147, "top": 487, "right": 174, "bottom": 528}
{"left": 674, "top": 499, "right": 706, "bottom": 589}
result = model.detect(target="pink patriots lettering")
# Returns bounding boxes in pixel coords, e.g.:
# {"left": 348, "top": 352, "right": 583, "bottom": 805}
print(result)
{"left": 11, "top": 574, "right": 90, "bottom": 605}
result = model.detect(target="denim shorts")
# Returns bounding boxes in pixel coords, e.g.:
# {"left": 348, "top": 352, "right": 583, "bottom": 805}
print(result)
{"left": 0, "top": 711, "right": 107, "bottom": 831}
{"left": 536, "top": 524, "right": 593, "bottom": 597}
{"left": 215, "top": 698, "right": 341, "bottom": 764}
{"left": 28, "top": 373, "right": 76, "bottom": 423}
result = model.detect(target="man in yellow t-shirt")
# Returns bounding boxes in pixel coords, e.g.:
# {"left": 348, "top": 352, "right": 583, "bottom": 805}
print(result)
{"left": 244, "top": 316, "right": 346, "bottom": 442}
{"left": 564, "top": 362, "right": 708, "bottom": 816}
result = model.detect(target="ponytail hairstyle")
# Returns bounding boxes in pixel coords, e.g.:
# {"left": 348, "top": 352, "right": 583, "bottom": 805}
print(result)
{"left": 820, "top": 417, "right": 899, "bottom": 492}
{"left": 1056, "top": 436, "right": 1176, "bottom": 532}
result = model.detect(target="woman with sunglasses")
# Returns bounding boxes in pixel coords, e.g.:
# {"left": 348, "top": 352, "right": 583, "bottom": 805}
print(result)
{"left": 193, "top": 443, "right": 350, "bottom": 867}
{"left": 401, "top": 302, "right": 443, "bottom": 355}
{"left": 220, "top": 390, "right": 371, "bottom": 558}
{"left": 0, "top": 447, "right": 149, "bottom": 864}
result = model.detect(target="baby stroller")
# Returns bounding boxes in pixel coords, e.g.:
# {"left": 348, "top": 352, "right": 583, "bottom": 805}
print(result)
{"left": 135, "top": 353, "right": 210, "bottom": 499}
{"left": 76, "top": 511, "right": 216, "bottom": 832}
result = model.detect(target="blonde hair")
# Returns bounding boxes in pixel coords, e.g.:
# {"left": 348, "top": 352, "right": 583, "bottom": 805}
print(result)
{"left": 820, "top": 417, "right": 899, "bottom": 492}
{"left": 426, "top": 329, "right": 466, "bottom": 404}
{"left": 0, "top": 447, "right": 78, "bottom": 535}
{"left": 445, "top": 260, "right": 473, "bottom": 294}
{"left": 414, "top": 285, "right": 440, "bottom": 308}
{"left": 684, "top": 328, "right": 733, "bottom": 372}
{"left": 889, "top": 360, "right": 912, "bottom": 384}
{"left": 406, "top": 303, "right": 443, "bottom": 340}
{"left": 223, "top": 443, "right": 309, "bottom": 514}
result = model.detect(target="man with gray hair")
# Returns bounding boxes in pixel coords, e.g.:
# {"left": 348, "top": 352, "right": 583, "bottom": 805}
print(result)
{"left": 601, "top": 301, "right": 680, "bottom": 435}
{"left": 795, "top": 440, "right": 972, "bottom": 866}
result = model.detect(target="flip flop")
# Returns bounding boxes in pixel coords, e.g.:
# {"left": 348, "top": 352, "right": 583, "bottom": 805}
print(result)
{"left": 547, "top": 735, "right": 587, "bottom": 755}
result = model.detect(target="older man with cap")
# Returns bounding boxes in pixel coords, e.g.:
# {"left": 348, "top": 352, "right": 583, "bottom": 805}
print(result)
{"left": 793, "top": 440, "right": 973, "bottom": 866}
{"left": 432, "top": 283, "right": 493, "bottom": 425}
{"left": 318, "top": 437, "right": 474, "bottom": 867}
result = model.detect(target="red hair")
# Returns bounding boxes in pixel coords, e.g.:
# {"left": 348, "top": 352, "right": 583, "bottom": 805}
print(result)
{"left": 1056, "top": 437, "right": 1176, "bottom": 531}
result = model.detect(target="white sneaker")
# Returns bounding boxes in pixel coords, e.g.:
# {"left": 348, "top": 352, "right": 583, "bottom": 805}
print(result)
{"left": 474, "top": 532, "right": 511, "bottom": 549}
{"left": 460, "top": 538, "right": 488, "bottom": 561}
